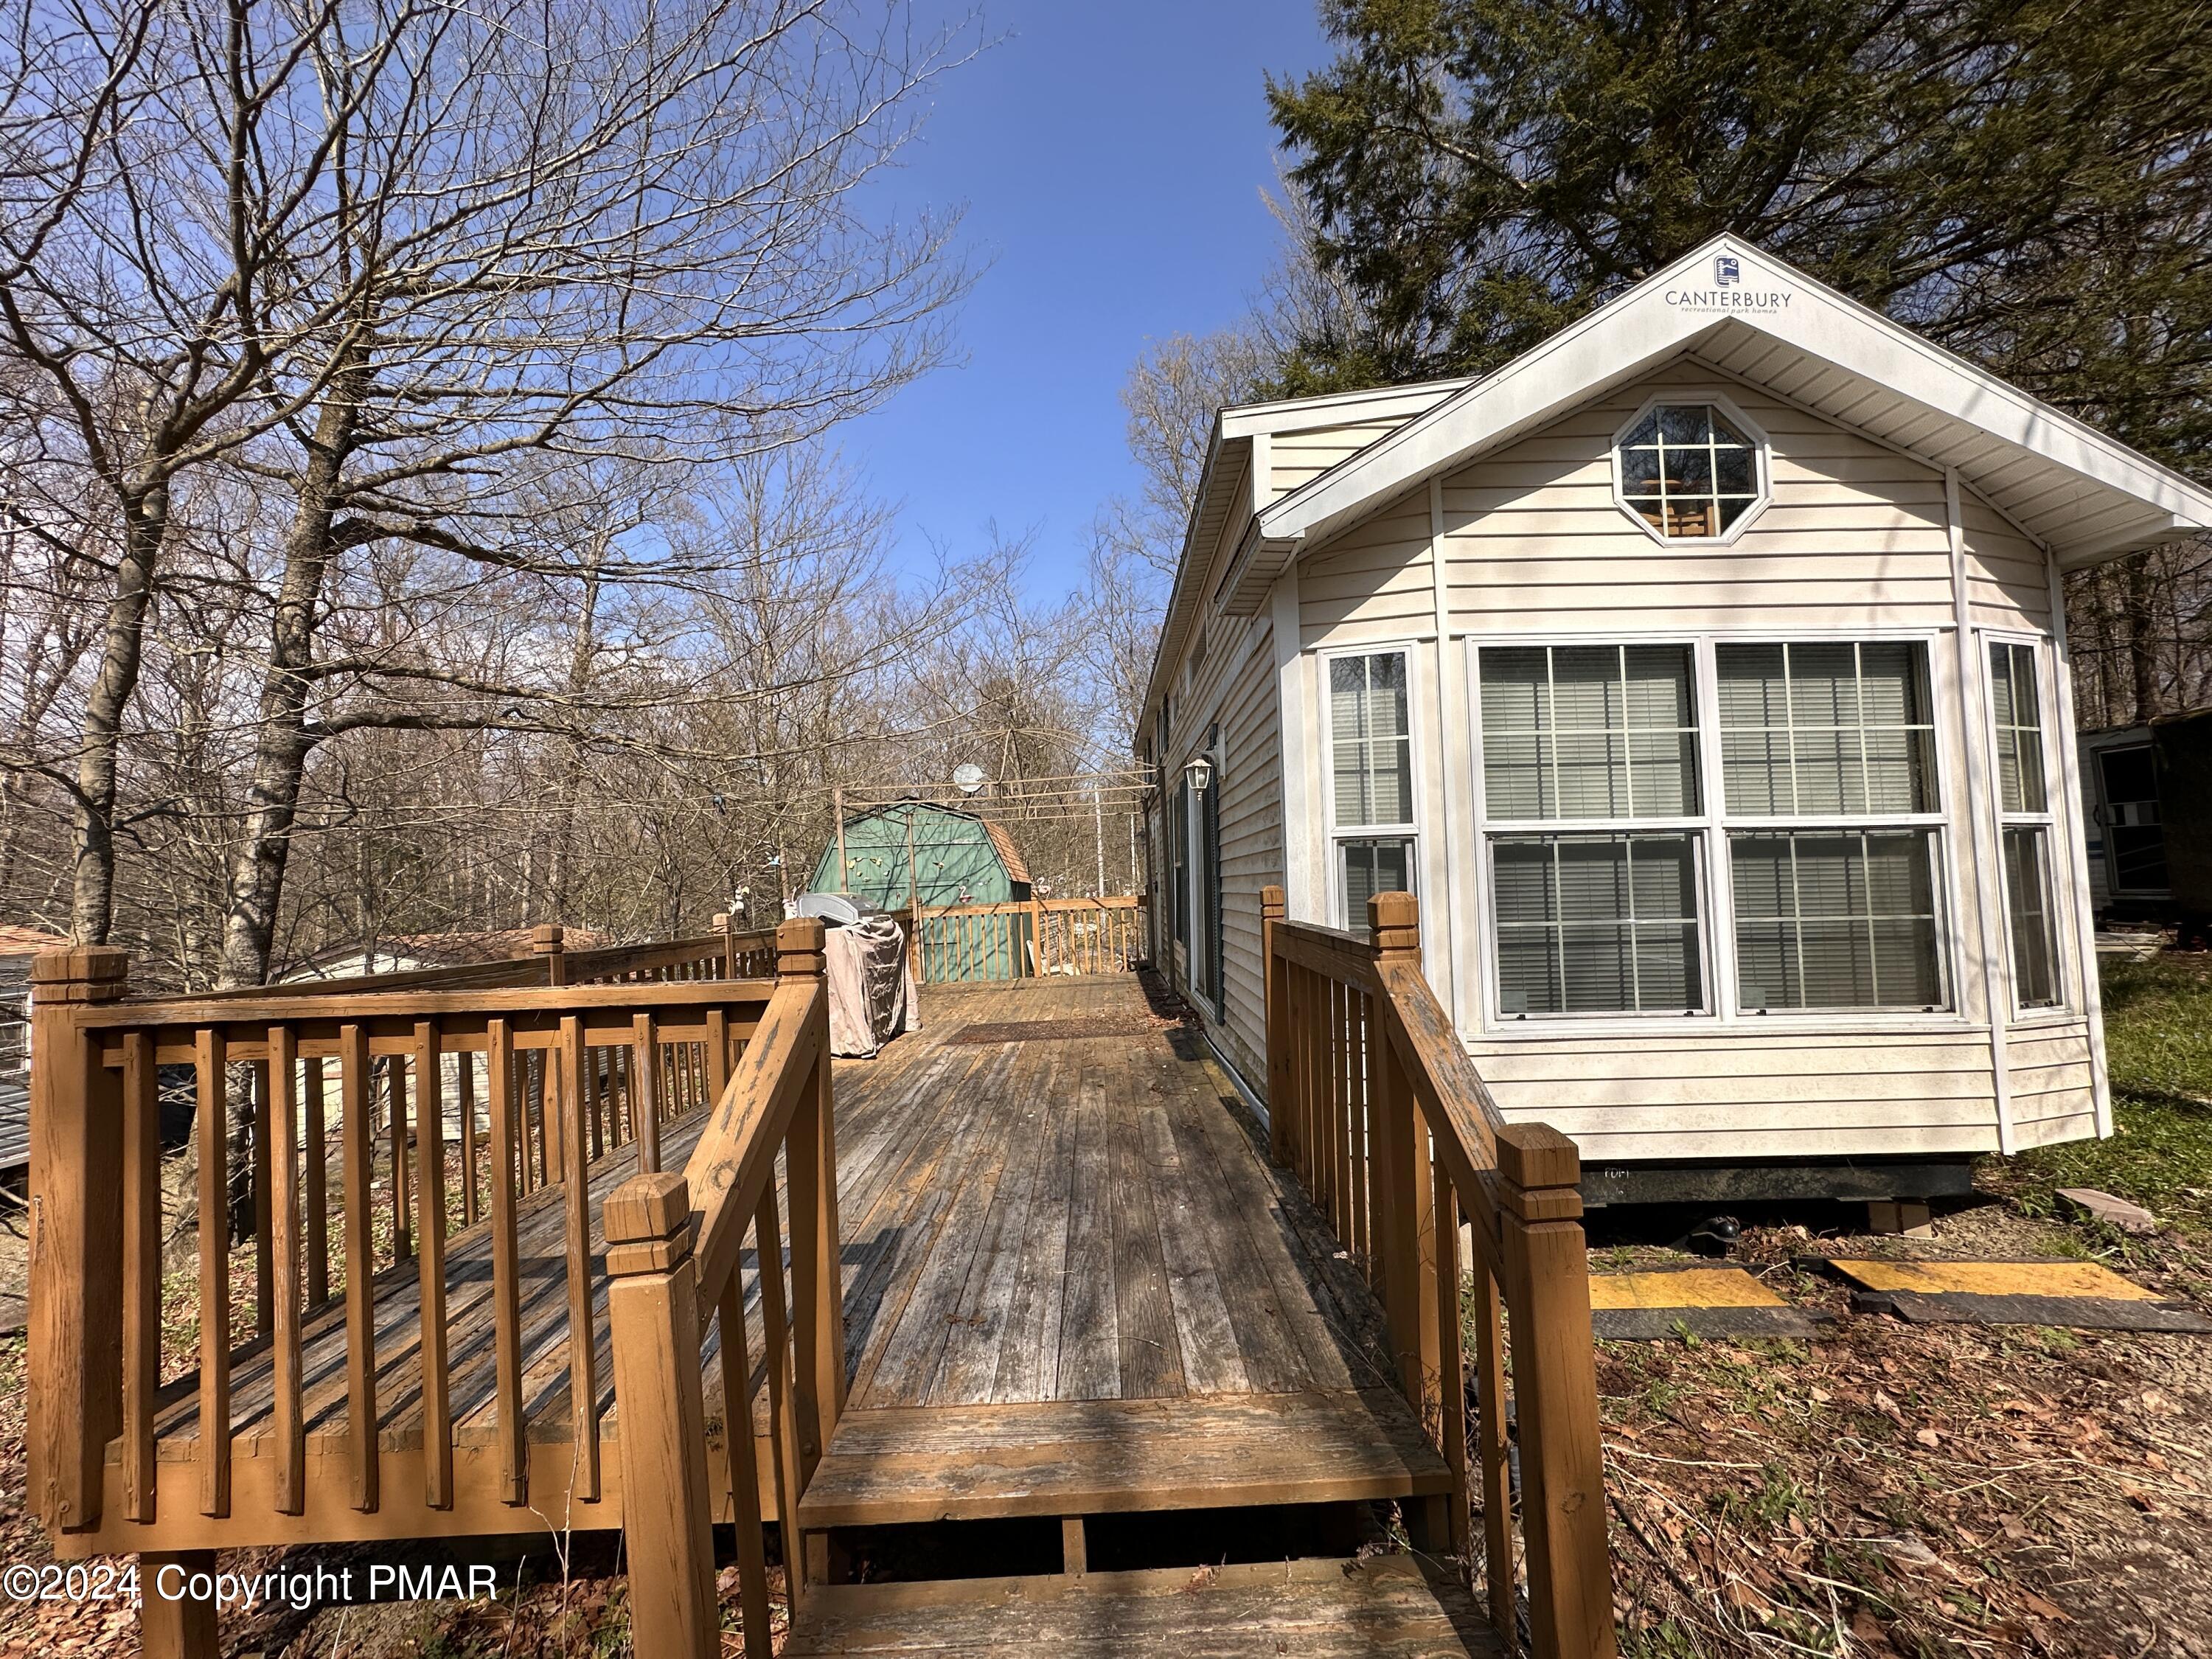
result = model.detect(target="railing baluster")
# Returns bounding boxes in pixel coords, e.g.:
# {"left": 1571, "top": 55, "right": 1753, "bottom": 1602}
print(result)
{"left": 754, "top": 1185, "right": 802, "bottom": 1603}
{"left": 195, "top": 1026, "right": 232, "bottom": 1518}
{"left": 1471, "top": 1251, "right": 1515, "bottom": 1646}
{"left": 560, "top": 1014, "right": 601, "bottom": 1500}
{"left": 270, "top": 1025, "right": 306, "bottom": 1515}
{"left": 414, "top": 1021, "right": 453, "bottom": 1509}
{"left": 487, "top": 1016, "right": 527, "bottom": 1505}
{"left": 339, "top": 1022, "right": 379, "bottom": 1512}
{"left": 633, "top": 1011, "right": 662, "bottom": 1172}
{"left": 252, "top": 1059, "right": 274, "bottom": 1338}
{"left": 459, "top": 1048, "right": 479, "bottom": 1228}
{"left": 121, "top": 1028, "right": 159, "bottom": 1523}
{"left": 388, "top": 1051, "right": 411, "bottom": 1262}
{"left": 305, "top": 1056, "right": 329, "bottom": 1307}
{"left": 717, "top": 1270, "right": 773, "bottom": 1659}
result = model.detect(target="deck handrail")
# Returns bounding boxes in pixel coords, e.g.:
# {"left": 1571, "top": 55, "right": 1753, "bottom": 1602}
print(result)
{"left": 1262, "top": 886, "right": 1615, "bottom": 1659}
{"left": 601, "top": 916, "right": 841, "bottom": 1659}
{"left": 906, "top": 894, "right": 1146, "bottom": 980}
{"left": 27, "top": 940, "right": 782, "bottom": 1556}
{"left": 174, "top": 919, "right": 779, "bottom": 1001}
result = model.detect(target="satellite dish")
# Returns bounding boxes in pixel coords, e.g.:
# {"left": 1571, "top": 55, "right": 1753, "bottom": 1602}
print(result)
{"left": 953, "top": 762, "right": 987, "bottom": 796}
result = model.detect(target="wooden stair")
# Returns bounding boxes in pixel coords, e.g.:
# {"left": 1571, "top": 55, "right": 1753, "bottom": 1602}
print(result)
{"left": 784, "top": 1557, "right": 1506, "bottom": 1657}
{"left": 794, "top": 1387, "right": 1452, "bottom": 1528}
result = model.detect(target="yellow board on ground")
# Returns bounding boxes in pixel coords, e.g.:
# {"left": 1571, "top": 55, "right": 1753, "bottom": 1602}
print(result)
{"left": 1588, "top": 1265, "right": 1819, "bottom": 1340}
{"left": 1826, "top": 1259, "right": 2159, "bottom": 1302}
{"left": 1589, "top": 1268, "right": 1790, "bottom": 1310}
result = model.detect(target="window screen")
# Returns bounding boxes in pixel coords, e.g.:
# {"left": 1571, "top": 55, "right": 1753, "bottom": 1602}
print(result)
{"left": 1618, "top": 404, "right": 1761, "bottom": 538}
{"left": 1990, "top": 641, "right": 2060, "bottom": 1011}
{"left": 1717, "top": 641, "right": 1936, "bottom": 815}
{"left": 1492, "top": 833, "right": 1703, "bottom": 1015}
{"left": 1988, "top": 642, "right": 2046, "bottom": 814}
{"left": 1731, "top": 831, "right": 1945, "bottom": 1011}
{"left": 1331, "top": 653, "right": 1412, "bottom": 827}
{"left": 2002, "top": 827, "right": 2059, "bottom": 1009}
{"left": 1479, "top": 644, "right": 1698, "bottom": 819}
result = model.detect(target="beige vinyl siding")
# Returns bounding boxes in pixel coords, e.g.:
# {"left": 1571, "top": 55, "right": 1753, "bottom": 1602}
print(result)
{"left": 1297, "top": 498, "right": 1436, "bottom": 647}
{"left": 1269, "top": 420, "right": 1413, "bottom": 501}
{"left": 1959, "top": 492, "right": 2053, "bottom": 630}
{"left": 1469, "top": 1031, "right": 2003, "bottom": 1160}
{"left": 1206, "top": 616, "right": 1284, "bottom": 1083}
{"left": 1439, "top": 373, "right": 1961, "bottom": 633}
{"left": 2003, "top": 1020, "right": 2097, "bottom": 1145}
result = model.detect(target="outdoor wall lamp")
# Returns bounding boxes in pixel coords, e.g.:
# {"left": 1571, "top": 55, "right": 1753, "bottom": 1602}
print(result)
{"left": 1183, "top": 754, "right": 1214, "bottom": 793}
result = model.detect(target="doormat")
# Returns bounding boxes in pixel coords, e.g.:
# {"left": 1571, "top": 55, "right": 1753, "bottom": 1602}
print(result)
{"left": 1590, "top": 1265, "right": 1824, "bottom": 1340}
{"left": 1801, "top": 1256, "right": 2212, "bottom": 1332}
{"left": 944, "top": 1018, "right": 1164, "bottom": 1045}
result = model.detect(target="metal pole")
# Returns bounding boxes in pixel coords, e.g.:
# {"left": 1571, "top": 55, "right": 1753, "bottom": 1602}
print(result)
{"left": 1093, "top": 790, "right": 1105, "bottom": 898}
{"left": 834, "top": 787, "right": 849, "bottom": 894}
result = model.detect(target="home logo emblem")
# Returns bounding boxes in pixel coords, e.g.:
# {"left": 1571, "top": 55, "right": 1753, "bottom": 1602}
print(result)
{"left": 1715, "top": 255, "right": 1741, "bottom": 288}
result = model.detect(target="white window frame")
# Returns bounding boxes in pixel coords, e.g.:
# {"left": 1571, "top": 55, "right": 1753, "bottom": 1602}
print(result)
{"left": 1471, "top": 639, "right": 1715, "bottom": 1022}
{"left": 1983, "top": 629, "right": 2070, "bottom": 1018}
{"left": 1466, "top": 625, "right": 1969, "bottom": 1037}
{"left": 1319, "top": 640, "right": 1425, "bottom": 933}
{"left": 1610, "top": 389, "right": 1773, "bottom": 548}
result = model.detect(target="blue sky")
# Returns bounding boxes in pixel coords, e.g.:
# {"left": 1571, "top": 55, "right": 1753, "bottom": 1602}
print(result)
{"left": 845, "top": 2, "right": 1329, "bottom": 595}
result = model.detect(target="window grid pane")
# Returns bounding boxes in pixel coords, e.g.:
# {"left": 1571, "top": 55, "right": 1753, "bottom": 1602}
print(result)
{"left": 1619, "top": 404, "right": 1760, "bottom": 538}
{"left": 1728, "top": 830, "right": 1945, "bottom": 1011}
{"left": 1480, "top": 644, "right": 1699, "bottom": 821}
{"left": 1341, "top": 837, "right": 1416, "bottom": 935}
{"left": 1332, "top": 653, "right": 1412, "bottom": 827}
{"left": 1717, "top": 641, "right": 1937, "bottom": 815}
{"left": 2002, "top": 826, "right": 2059, "bottom": 1009}
{"left": 1493, "top": 832, "right": 1703, "bottom": 1015}
{"left": 1989, "top": 641, "right": 2048, "bottom": 815}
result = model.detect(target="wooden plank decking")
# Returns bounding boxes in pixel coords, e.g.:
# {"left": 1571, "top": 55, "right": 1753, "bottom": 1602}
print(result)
{"left": 110, "top": 975, "right": 1447, "bottom": 1546}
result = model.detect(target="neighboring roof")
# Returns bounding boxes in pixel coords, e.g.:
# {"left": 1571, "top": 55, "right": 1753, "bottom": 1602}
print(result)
{"left": 0, "top": 925, "right": 68, "bottom": 957}
{"left": 1140, "top": 234, "right": 2212, "bottom": 742}
{"left": 293, "top": 927, "right": 615, "bottom": 977}
{"left": 981, "top": 818, "right": 1033, "bottom": 886}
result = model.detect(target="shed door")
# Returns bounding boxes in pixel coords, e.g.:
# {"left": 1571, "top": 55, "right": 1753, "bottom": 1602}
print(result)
{"left": 2097, "top": 745, "right": 2168, "bottom": 895}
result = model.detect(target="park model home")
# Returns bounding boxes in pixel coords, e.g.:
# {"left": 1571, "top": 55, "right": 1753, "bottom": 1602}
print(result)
{"left": 1143, "top": 234, "right": 2212, "bottom": 1207}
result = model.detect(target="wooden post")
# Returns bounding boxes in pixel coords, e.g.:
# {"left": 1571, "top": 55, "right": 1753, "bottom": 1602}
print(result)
{"left": 605, "top": 1172, "right": 719, "bottom": 1659}
{"left": 713, "top": 911, "right": 736, "bottom": 979}
{"left": 1498, "top": 1123, "right": 1616, "bottom": 1659}
{"left": 140, "top": 1549, "right": 219, "bottom": 1659}
{"left": 776, "top": 917, "right": 844, "bottom": 1479}
{"left": 27, "top": 945, "right": 128, "bottom": 1534}
{"left": 532, "top": 922, "right": 568, "bottom": 987}
{"left": 1262, "top": 887, "right": 1289, "bottom": 1166}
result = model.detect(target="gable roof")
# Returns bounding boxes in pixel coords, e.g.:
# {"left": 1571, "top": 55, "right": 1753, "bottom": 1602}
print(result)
{"left": 1245, "top": 234, "right": 2212, "bottom": 594}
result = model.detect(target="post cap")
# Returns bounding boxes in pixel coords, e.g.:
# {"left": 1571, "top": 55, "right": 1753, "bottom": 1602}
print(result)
{"left": 29, "top": 945, "right": 129, "bottom": 1004}
{"left": 775, "top": 915, "right": 827, "bottom": 979}
{"left": 1497, "top": 1121, "right": 1581, "bottom": 1191}
{"left": 605, "top": 1170, "right": 690, "bottom": 1245}
{"left": 529, "top": 924, "right": 565, "bottom": 955}
{"left": 1368, "top": 891, "right": 1420, "bottom": 960}
{"left": 711, "top": 912, "right": 730, "bottom": 931}
{"left": 1260, "top": 885, "right": 1286, "bottom": 919}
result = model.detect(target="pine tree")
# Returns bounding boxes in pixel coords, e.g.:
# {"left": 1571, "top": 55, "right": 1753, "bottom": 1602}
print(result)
{"left": 1267, "top": 0, "right": 2212, "bottom": 469}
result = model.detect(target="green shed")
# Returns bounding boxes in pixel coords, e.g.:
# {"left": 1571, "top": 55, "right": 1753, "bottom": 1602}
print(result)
{"left": 810, "top": 804, "right": 1035, "bottom": 981}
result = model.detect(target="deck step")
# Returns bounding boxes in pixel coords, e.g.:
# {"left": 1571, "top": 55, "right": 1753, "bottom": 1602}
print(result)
{"left": 796, "top": 1388, "right": 1451, "bottom": 1528}
{"left": 785, "top": 1557, "right": 1504, "bottom": 1656}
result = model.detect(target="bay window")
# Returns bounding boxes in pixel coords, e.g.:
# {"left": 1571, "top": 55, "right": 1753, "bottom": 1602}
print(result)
{"left": 1329, "top": 651, "right": 1417, "bottom": 933}
{"left": 1477, "top": 636, "right": 1954, "bottom": 1021}
{"left": 1989, "top": 641, "right": 2061, "bottom": 1010}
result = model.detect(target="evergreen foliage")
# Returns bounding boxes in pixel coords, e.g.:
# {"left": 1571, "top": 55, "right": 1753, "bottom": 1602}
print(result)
{"left": 1267, "top": 0, "right": 2212, "bottom": 470}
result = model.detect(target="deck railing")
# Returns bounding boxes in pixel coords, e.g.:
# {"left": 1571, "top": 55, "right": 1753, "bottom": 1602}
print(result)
{"left": 1262, "top": 886, "right": 1615, "bottom": 1659}
{"left": 26, "top": 920, "right": 781, "bottom": 1554}
{"left": 602, "top": 916, "right": 840, "bottom": 1659}
{"left": 909, "top": 894, "right": 1144, "bottom": 981}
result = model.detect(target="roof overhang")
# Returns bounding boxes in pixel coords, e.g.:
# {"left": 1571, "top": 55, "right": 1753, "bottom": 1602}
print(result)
{"left": 1260, "top": 234, "right": 2212, "bottom": 571}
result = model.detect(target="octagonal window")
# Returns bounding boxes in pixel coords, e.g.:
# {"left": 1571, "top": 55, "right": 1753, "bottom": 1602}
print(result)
{"left": 1616, "top": 403, "right": 1764, "bottom": 540}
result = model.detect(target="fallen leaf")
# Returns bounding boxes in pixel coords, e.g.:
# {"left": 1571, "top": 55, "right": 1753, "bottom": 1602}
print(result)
{"left": 1916, "top": 1427, "right": 1941, "bottom": 1447}
{"left": 2019, "top": 1588, "right": 2069, "bottom": 1622}
{"left": 1809, "top": 1386, "right": 1832, "bottom": 1404}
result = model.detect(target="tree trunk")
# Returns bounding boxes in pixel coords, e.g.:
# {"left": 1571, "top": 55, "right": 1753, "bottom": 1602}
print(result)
{"left": 70, "top": 483, "right": 170, "bottom": 944}
{"left": 2126, "top": 554, "right": 2162, "bottom": 724}
{"left": 215, "top": 391, "right": 359, "bottom": 991}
